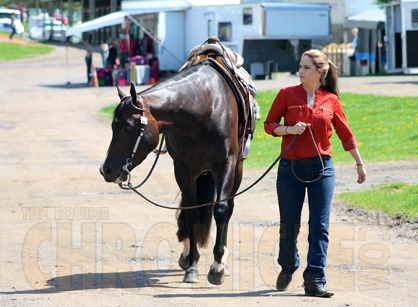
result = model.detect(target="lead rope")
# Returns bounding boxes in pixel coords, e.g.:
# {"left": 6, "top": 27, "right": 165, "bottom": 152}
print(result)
{"left": 290, "top": 124, "right": 324, "bottom": 183}
{"left": 122, "top": 136, "right": 297, "bottom": 210}
{"left": 121, "top": 125, "right": 324, "bottom": 210}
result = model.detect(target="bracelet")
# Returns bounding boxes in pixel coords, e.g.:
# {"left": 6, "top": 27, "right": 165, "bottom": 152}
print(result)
{"left": 285, "top": 126, "right": 289, "bottom": 135}
{"left": 356, "top": 163, "right": 364, "bottom": 166}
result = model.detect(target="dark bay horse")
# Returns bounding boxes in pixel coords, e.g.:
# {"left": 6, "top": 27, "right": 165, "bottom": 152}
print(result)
{"left": 100, "top": 62, "right": 244, "bottom": 285}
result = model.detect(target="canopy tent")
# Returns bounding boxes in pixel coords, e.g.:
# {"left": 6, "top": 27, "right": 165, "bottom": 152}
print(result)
{"left": 65, "top": 7, "right": 189, "bottom": 37}
{"left": 346, "top": 9, "right": 386, "bottom": 30}
{"left": 66, "top": 11, "right": 129, "bottom": 37}
{"left": 65, "top": 7, "right": 189, "bottom": 66}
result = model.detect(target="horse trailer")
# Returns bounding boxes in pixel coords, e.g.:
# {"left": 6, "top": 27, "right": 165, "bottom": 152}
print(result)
{"left": 183, "top": 2, "right": 331, "bottom": 76}
{"left": 385, "top": 0, "right": 418, "bottom": 74}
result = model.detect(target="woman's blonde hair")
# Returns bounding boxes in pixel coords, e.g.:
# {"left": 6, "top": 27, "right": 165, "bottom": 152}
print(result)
{"left": 302, "top": 49, "right": 339, "bottom": 96}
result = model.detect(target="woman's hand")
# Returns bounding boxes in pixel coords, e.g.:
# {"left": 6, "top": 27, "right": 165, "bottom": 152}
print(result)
{"left": 288, "top": 122, "right": 308, "bottom": 135}
{"left": 348, "top": 148, "right": 366, "bottom": 184}
{"left": 356, "top": 164, "right": 367, "bottom": 184}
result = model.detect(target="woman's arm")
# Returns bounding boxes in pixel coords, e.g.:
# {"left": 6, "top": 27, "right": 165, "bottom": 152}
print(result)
{"left": 264, "top": 90, "right": 286, "bottom": 136}
{"left": 272, "top": 122, "right": 308, "bottom": 136}
{"left": 348, "top": 147, "right": 367, "bottom": 184}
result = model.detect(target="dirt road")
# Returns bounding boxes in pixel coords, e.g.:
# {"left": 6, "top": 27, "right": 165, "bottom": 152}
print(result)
{"left": 1, "top": 43, "right": 418, "bottom": 306}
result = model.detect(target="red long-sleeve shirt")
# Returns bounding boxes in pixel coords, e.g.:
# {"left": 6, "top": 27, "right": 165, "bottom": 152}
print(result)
{"left": 264, "top": 84, "right": 358, "bottom": 160}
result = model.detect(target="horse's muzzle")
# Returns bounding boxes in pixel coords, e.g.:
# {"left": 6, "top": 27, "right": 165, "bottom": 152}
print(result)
{"left": 100, "top": 164, "right": 127, "bottom": 183}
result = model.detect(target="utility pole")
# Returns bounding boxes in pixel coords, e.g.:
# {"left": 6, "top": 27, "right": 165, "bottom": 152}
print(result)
{"left": 68, "top": 0, "right": 73, "bottom": 27}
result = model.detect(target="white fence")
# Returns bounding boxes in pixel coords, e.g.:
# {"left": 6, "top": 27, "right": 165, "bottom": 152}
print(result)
{"left": 323, "top": 46, "right": 351, "bottom": 76}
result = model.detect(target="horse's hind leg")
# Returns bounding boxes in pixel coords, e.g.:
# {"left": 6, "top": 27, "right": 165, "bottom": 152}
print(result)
{"left": 208, "top": 159, "right": 242, "bottom": 285}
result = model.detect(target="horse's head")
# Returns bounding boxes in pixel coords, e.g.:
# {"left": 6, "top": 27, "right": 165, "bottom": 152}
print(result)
{"left": 100, "top": 83, "right": 159, "bottom": 183}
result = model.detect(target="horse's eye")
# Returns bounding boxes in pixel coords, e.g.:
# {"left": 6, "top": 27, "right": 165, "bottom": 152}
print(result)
{"left": 125, "top": 125, "right": 133, "bottom": 132}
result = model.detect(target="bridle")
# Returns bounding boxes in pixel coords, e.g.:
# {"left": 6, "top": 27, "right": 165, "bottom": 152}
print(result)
{"left": 119, "top": 95, "right": 148, "bottom": 186}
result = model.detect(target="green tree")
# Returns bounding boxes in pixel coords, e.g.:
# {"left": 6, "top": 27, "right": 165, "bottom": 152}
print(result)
{"left": 374, "top": 0, "right": 394, "bottom": 6}
{"left": 1, "top": 1, "right": 81, "bottom": 11}
{"left": 0, "top": 0, "right": 34, "bottom": 7}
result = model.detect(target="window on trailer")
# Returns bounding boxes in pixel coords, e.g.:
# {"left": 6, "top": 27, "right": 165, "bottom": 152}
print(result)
{"left": 243, "top": 8, "right": 252, "bottom": 25}
{"left": 412, "top": 9, "right": 418, "bottom": 28}
{"left": 218, "top": 22, "right": 232, "bottom": 41}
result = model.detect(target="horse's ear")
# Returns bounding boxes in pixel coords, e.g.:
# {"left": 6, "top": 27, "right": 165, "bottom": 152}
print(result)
{"left": 117, "top": 86, "right": 126, "bottom": 99}
{"left": 130, "top": 82, "right": 140, "bottom": 107}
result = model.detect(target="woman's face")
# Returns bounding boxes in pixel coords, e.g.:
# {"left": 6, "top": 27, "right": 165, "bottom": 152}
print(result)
{"left": 299, "top": 55, "right": 321, "bottom": 85}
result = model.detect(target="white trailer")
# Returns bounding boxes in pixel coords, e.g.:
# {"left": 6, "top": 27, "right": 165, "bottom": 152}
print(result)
{"left": 183, "top": 2, "right": 330, "bottom": 75}
{"left": 385, "top": 0, "right": 418, "bottom": 74}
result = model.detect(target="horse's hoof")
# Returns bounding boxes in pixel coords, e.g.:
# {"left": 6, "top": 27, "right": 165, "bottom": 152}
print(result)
{"left": 178, "top": 255, "right": 188, "bottom": 270}
{"left": 183, "top": 267, "right": 199, "bottom": 283}
{"left": 207, "top": 268, "right": 225, "bottom": 285}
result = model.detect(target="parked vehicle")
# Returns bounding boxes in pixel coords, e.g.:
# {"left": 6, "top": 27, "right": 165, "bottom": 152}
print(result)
{"left": 0, "top": 9, "right": 24, "bottom": 36}
{"left": 53, "top": 13, "right": 68, "bottom": 25}
{"left": 29, "top": 18, "right": 67, "bottom": 41}
{"left": 8, "top": 5, "right": 25, "bottom": 22}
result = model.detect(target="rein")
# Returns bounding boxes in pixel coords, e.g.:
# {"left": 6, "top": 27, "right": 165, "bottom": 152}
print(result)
{"left": 117, "top": 125, "right": 324, "bottom": 210}
{"left": 119, "top": 134, "right": 166, "bottom": 190}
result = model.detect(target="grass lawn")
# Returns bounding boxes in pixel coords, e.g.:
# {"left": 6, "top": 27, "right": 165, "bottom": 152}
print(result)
{"left": 336, "top": 183, "right": 418, "bottom": 220}
{"left": 0, "top": 32, "right": 54, "bottom": 61}
{"left": 249, "top": 91, "right": 418, "bottom": 168}
{"left": 98, "top": 104, "right": 117, "bottom": 121}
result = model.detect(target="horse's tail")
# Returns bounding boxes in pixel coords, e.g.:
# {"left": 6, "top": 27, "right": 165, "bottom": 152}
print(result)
{"left": 176, "top": 172, "right": 215, "bottom": 248}
{"left": 195, "top": 172, "right": 215, "bottom": 247}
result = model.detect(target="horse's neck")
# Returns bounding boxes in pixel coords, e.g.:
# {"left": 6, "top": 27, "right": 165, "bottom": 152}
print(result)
{"left": 144, "top": 89, "right": 176, "bottom": 116}
{"left": 143, "top": 79, "right": 201, "bottom": 118}
{"left": 143, "top": 87, "right": 194, "bottom": 132}
{"left": 142, "top": 65, "right": 219, "bottom": 132}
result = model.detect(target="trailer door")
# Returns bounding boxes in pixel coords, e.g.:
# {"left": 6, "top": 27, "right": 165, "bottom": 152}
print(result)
{"left": 205, "top": 13, "right": 215, "bottom": 37}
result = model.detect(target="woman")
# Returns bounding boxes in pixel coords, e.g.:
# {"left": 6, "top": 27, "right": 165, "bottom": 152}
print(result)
{"left": 9, "top": 13, "right": 16, "bottom": 40}
{"left": 264, "top": 49, "right": 366, "bottom": 297}
{"left": 85, "top": 49, "right": 92, "bottom": 85}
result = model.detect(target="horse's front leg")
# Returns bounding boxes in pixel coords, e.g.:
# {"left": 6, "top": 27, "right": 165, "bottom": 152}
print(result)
{"left": 174, "top": 163, "right": 200, "bottom": 283}
{"left": 208, "top": 158, "right": 242, "bottom": 285}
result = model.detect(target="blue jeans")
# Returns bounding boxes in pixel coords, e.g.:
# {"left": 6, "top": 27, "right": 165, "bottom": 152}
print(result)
{"left": 276, "top": 157, "right": 335, "bottom": 290}
{"left": 10, "top": 27, "right": 16, "bottom": 39}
